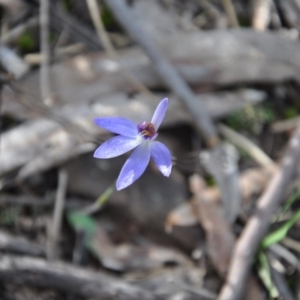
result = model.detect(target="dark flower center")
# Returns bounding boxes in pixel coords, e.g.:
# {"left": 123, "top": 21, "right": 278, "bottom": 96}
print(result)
{"left": 137, "top": 121, "right": 156, "bottom": 139}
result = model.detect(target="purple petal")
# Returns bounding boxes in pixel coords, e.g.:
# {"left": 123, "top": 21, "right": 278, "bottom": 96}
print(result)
{"left": 151, "top": 98, "right": 168, "bottom": 130}
{"left": 94, "top": 117, "right": 138, "bottom": 138}
{"left": 116, "top": 142, "right": 150, "bottom": 190}
{"left": 150, "top": 141, "right": 172, "bottom": 176}
{"left": 94, "top": 136, "right": 141, "bottom": 159}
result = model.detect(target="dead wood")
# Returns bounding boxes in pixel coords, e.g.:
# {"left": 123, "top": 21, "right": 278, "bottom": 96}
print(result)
{"left": 276, "top": 0, "right": 300, "bottom": 31}
{"left": 3, "top": 29, "right": 300, "bottom": 109}
{"left": 252, "top": 0, "right": 272, "bottom": 30}
{"left": 0, "top": 231, "right": 45, "bottom": 257}
{"left": 0, "top": 254, "right": 156, "bottom": 300}
{"left": 1, "top": 89, "right": 265, "bottom": 178}
{"left": 218, "top": 125, "right": 300, "bottom": 300}
{"left": 1, "top": 29, "right": 297, "bottom": 178}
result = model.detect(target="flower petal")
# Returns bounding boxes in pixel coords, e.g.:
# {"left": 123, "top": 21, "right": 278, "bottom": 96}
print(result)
{"left": 94, "top": 117, "right": 138, "bottom": 138}
{"left": 150, "top": 141, "right": 172, "bottom": 176}
{"left": 151, "top": 98, "right": 168, "bottom": 130}
{"left": 94, "top": 135, "right": 141, "bottom": 159}
{"left": 116, "top": 142, "right": 150, "bottom": 190}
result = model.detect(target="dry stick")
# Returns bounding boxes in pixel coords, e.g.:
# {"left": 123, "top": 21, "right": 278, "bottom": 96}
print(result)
{"left": 270, "top": 243, "right": 300, "bottom": 272}
{"left": 50, "top": 1, "right": 102, "bottom": 50}
{"left": 272, "top": 116, "right": 300, "bottom": 133}
{"left": 25, "top": 43, "right": 86, "bottom": 65}
{"left": 218, "top": 123, "right": 276, "bottom": 168}
{"left": 1, "top": 17, "right": 39, "bottom": 44}
{"left": 40, "top": 0, "right": 51, "bottom": 106}
{"left": 0, "top": 255, "right": 155, "bottom": 300}
{"left": 221, "top": 0, "right": 239, "bottom": 27}
{"left": 270, "top": 266, "right": 294, "bottom": 300}
{"left": 47, "top": 168, "right": 68, "bottom": 260}
{"left": 282, "top": 236, "right": 300, "bottom": 252}
{"left": 103, "top": 0, "right": 218, "bottom": 147}
{"left": 86, "top": 0, "right": 154, "bottom": 98}
{"left": 218, "top": 125, "right": 300, "bottom": 300}
{"left": 197, "top": 0, "right": 223, "bottom": 20}
{"left": 267, "top": 252, "right": 295, "bottom": 300}
{"left": 252, "top": 0, "right": 272, "bottom": 31}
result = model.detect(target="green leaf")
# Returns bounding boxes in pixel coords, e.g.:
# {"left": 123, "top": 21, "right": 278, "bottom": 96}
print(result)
{"left": 63, "top": 0, "right": 73, "bottom": 12}
{"left": 17, "top": 32, "right": 35, "bottom": 52}
{"left": 257, "top": 251, "right": 279, "bottom": 299}
{"left": 67, "top": 212, "right": 96, "bottom": 247}
{"left": 101, "top": 5, "right": 115, "bottom": 27}
{"left": 262, "top": 207, "right": 300, "bottom": 248}
{"left": 284, "top": 108, "right": 298, "bottom": 119}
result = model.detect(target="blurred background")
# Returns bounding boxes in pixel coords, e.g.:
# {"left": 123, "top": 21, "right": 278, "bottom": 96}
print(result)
{"left": 1, "top": 0, "right": 300, "bottom": 299}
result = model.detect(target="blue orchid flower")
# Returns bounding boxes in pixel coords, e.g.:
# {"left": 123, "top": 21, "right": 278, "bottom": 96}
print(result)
{"left": 93, "top": 98, "right": 172, "bottom": 190}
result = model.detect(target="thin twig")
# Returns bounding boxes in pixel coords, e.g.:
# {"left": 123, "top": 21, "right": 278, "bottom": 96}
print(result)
{"left": 86, "top": 0, "right": 115, "bottom": 53}
{"left": 103, "top": 0, "right": 218, "bottom": 147}
{"left": 218, "top": 123, "right": 276, "bottom": 168}
{"left": 25, "top": 43, "right": 86, "bottom": 65}
{"left": 197, "top": 0, "right": 224, "bottom": 22}
{"left": 1, "top": 17, "right": 39, "bottom": 44}
{"left": 267, "top": 252, "right": 295, "bottom": 300}
{"left": 272, "top": 116, "right": 300, "bottom": 133}
{"left": 282, "top": 236, "right": 300, "bottom": 253}
{"left": 47, "top": 168, "right": 68, "bottom": 260}
{"left": 218, "top": 125, "right": 300, "bottom": 300}
{"left": 51, "top": 1, "right": 102, "bottom": 50}
{"left": 270, "top": 243, "right": 300, "bottom": 272}
{"left": 221, "top": 0, "right": 239, "bottom": 27}
{"left": 39, "top": 0, "right": 52, "bottom": 106}
{"left": 86, "top": 0, "right": 154, "bottom": 98}
{"left": 252, "top": 0, "right": 272, "bottom": 31}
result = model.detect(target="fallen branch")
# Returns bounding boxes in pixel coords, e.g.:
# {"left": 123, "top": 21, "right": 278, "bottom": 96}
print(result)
{"left": 104, "top": 0, "right": 218, "bottom": 146}
{"left": 0, "top": 255, "right": 155, "bottom": 300}
{"left": 0, "top": 231, "right": 45, "bottom": 257}
{"left": 1, "top": 89, "right": 265, "bottom": 178}
{"left": 218, "top": 125, "right": 300, "bottom": 300}
{"left": 252, "top": 0, "right": 272, "bottom": 30}
{"left": 1, "top": 17, "right": 39, "bottom": 44}
{"left": 221, "top": 0, "right": 239, "bottom": 27}
{"left": 39, "top": 0, "right": 52, "bottom": 106}
{"left": 47, "top": 168, "right": 68, "bottom": 260}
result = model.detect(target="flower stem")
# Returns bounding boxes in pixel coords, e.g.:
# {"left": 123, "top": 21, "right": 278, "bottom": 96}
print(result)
{"left": 80, "top": 183, "right": 115, "bottom": 215}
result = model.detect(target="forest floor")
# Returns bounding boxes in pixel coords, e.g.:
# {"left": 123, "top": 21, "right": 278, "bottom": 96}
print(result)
{"left": 1, "top": 0, "right": 300, "bottom": 299}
